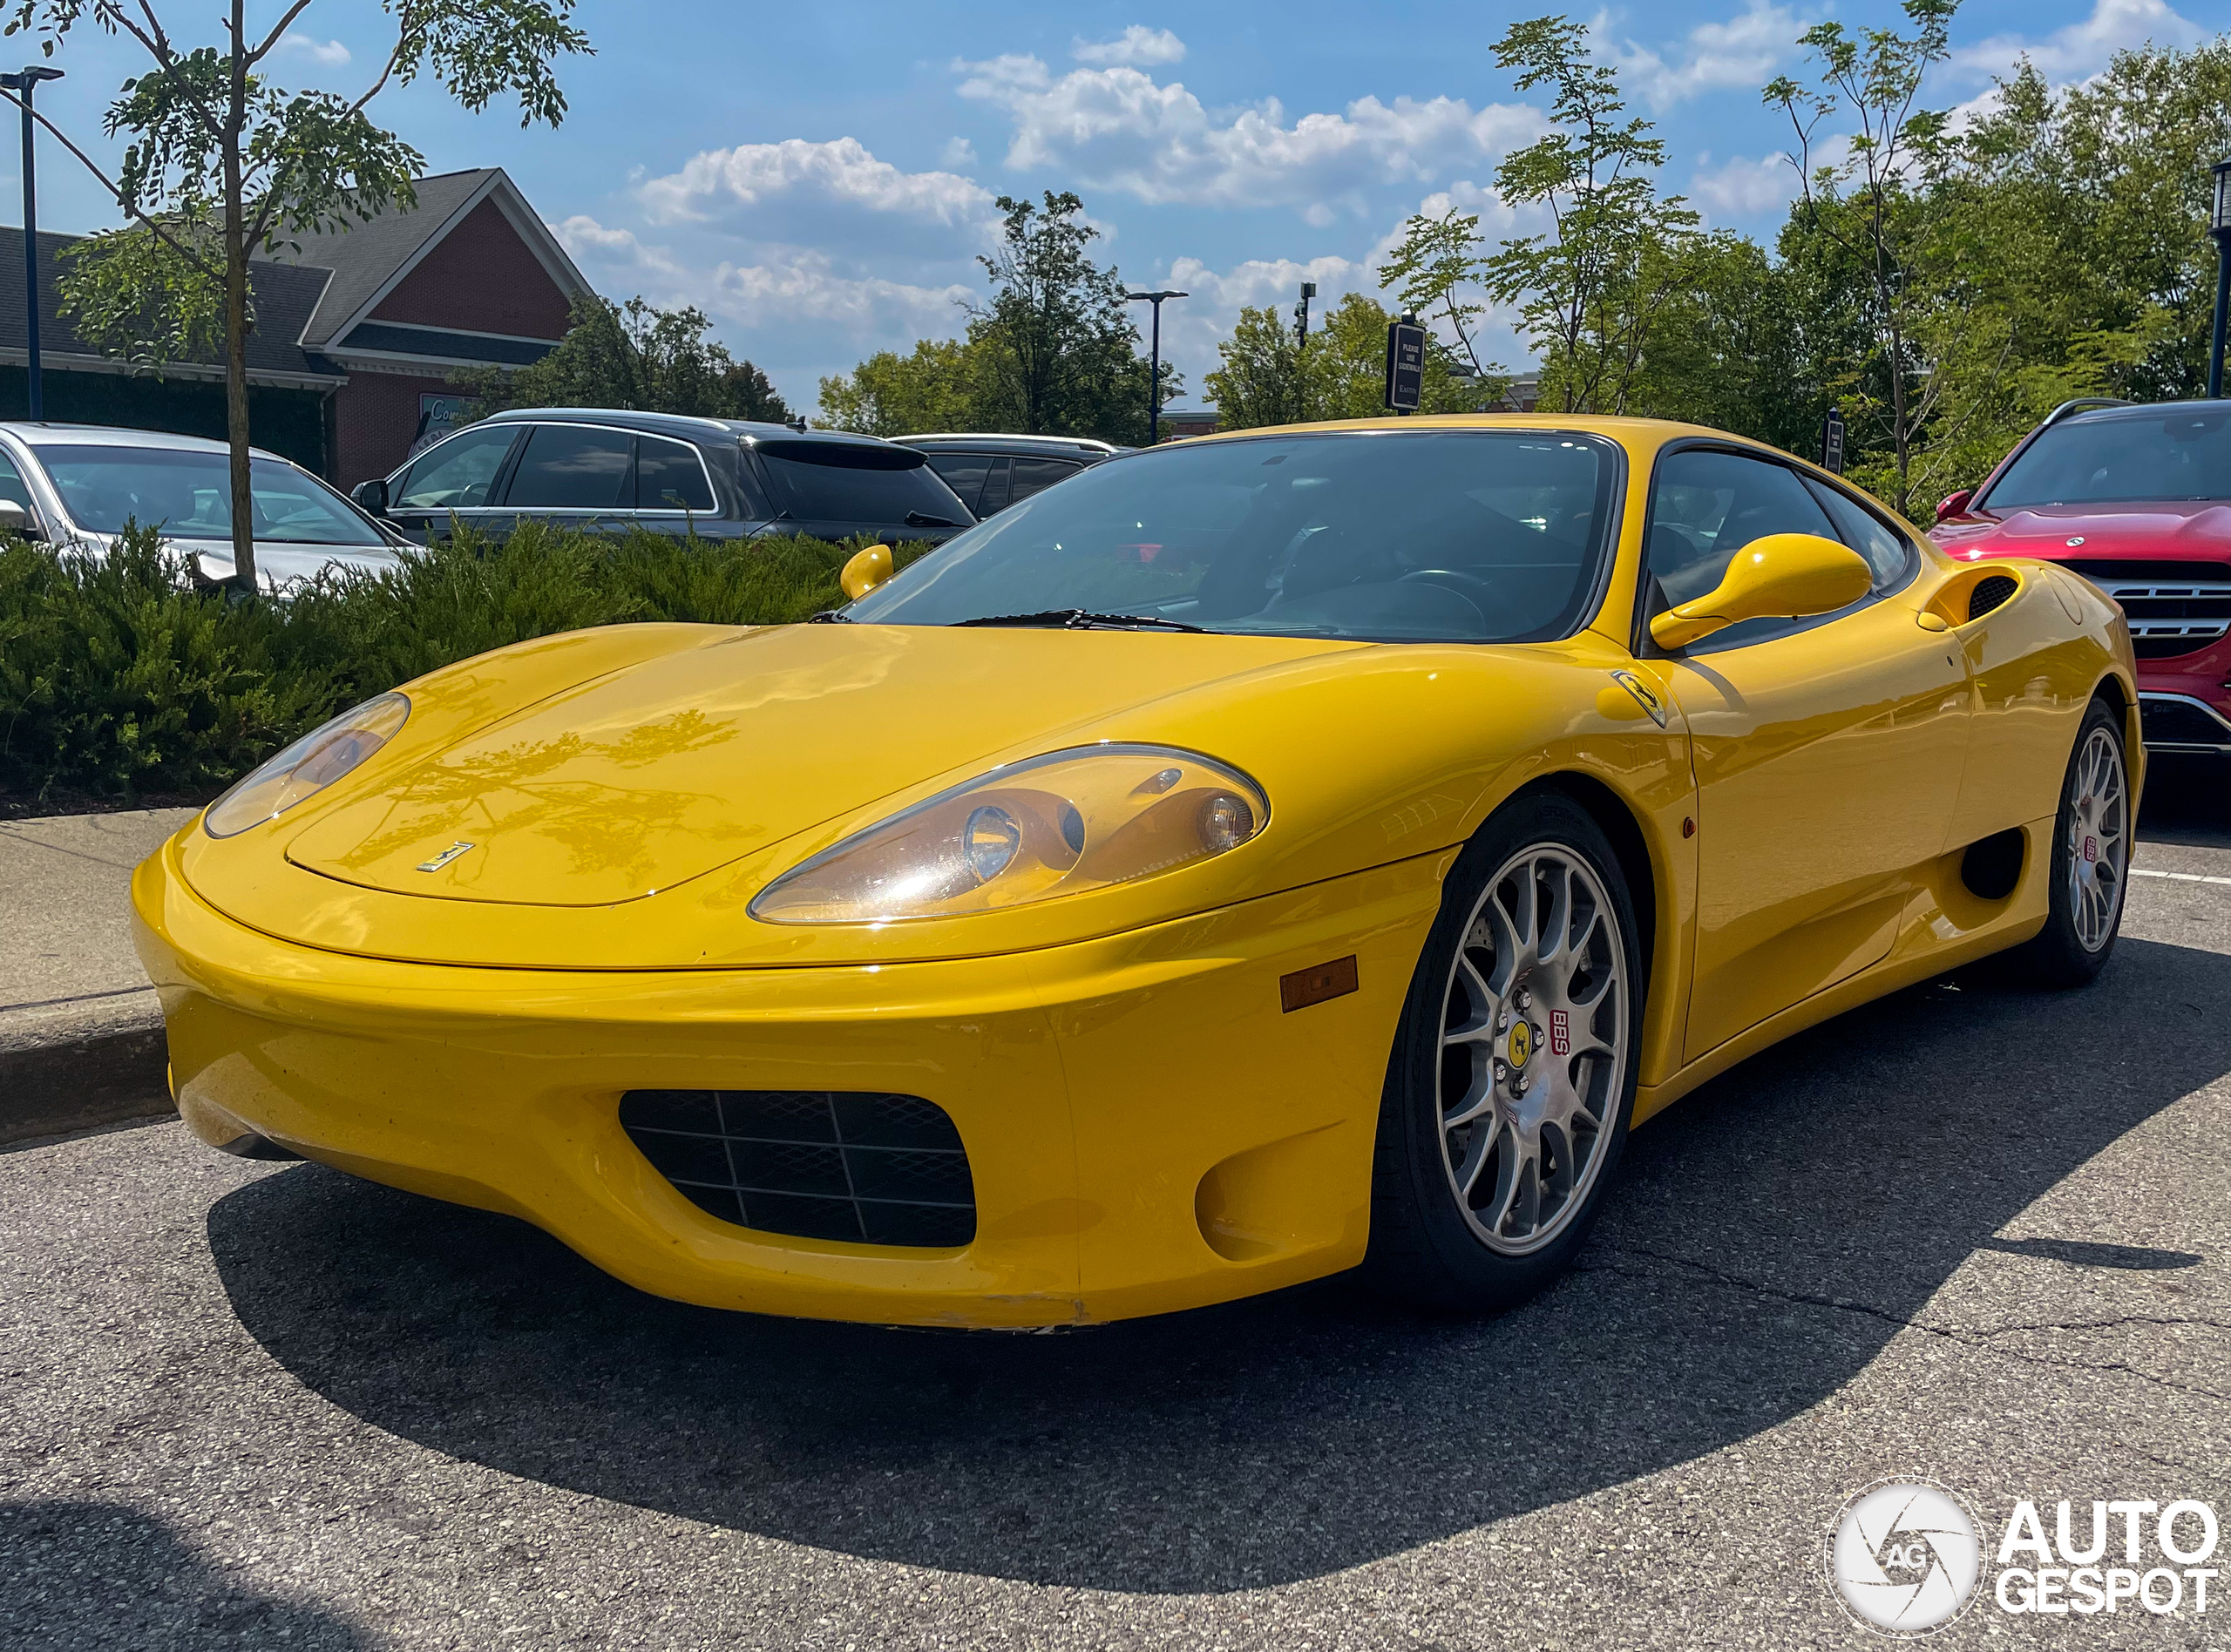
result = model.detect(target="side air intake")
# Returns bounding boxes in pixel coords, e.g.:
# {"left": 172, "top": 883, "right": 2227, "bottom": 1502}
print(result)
{"left": 1969, "top": 575, "right": 2017, "bottom": 621}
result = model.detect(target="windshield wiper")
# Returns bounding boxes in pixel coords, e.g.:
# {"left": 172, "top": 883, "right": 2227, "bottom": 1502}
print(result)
{"left": 953, "top": 608, "right": 1209, "bottom": 633}
{"left": 904, "top": 510, "right": 962, "bottom": 528}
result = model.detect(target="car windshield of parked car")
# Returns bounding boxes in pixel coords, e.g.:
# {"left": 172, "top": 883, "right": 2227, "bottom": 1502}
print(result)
{"left": 845, "top": 430, "right": 1617, "bottom": 642}
{"left": 35, "top": 445, "right": 387, "bottom": 545}
{"left": 756, "top": 440, "right": 972, "bottom": 524}
{"left": 1983, "top": 407, "right": 2231, "bottom": 508}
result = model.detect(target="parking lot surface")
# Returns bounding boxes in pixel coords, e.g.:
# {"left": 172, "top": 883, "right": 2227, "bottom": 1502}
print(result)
{"left": 4, "top": 763, "right": 2228, "bottom": 1650}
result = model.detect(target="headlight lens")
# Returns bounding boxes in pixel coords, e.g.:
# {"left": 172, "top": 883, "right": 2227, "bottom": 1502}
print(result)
{"left": 750, "top": 743, "right": 1269, "bottom": 924}
{"left": 203, "top": 692, "right": 411, "bottom": 838}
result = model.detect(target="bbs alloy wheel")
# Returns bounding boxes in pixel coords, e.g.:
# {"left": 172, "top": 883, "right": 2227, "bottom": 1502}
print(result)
{"left": 1436, "top": 843, "right": 1631, "bottom": 1255}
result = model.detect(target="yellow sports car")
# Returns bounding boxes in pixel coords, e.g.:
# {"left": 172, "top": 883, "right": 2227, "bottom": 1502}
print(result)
{"left": 132, "top": 416, "right": 2139, "bottom": 1328}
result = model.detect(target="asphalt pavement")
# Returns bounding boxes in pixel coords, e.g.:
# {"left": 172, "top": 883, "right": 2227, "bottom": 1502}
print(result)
{"left": 3, "top": 763, "right": 2228, "bottom": 1650}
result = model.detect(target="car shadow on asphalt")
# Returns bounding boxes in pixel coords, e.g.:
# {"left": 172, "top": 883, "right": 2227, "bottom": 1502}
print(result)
{"left": 205, "top": 937, "right": 2231, "bottom": 1594}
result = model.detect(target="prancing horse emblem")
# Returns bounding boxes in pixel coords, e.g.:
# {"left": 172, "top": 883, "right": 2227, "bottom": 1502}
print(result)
{"left": 417, "top": 841, "right": 477, "bottom": 873}
{"left": 1609, "top": 669, "right": 1668, "bottom": 728}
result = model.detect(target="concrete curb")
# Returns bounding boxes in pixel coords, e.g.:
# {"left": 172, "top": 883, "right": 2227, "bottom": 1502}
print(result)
{"left": 0, "top": 1024, "right": 173, "bottom": 1145}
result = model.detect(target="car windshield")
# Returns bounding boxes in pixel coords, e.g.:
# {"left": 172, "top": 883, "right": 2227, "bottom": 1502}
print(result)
{"left": 34, "top": 445, "right": 386, "bottom": 545}
{"left": 845, "top": 430, "right": 1617, "bottom": 642}
{"left": 1982, "top": 407, "right": 2231, "bottom": 508}
{"left": 755, "top": 440, "right": 973, "bottom": 524}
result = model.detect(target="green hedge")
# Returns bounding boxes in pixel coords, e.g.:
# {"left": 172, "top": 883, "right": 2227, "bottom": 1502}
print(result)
{"left": 0, "top": 523, "right": 926, "bottom": 806}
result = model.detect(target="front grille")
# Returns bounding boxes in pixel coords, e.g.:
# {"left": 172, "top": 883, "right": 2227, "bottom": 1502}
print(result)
{"left": 2062, "top": 559, "right": 2231, "bottom": 660}
{"left": 2139, "top": 696, "right": 2231, "bottom": 750}
{"left": 620, "top": 1089, "right": 975, "bottom": 1248}
{"left": 1969, "top": 574, "right": 2017, "bottom": 620}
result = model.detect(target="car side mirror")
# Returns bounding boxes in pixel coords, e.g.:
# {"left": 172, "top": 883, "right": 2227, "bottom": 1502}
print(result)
{"left": 1935, "top": 489, "right": 1972, "bottom": 523}
{"left": 839, "top": 543, "right": 894, "bottom": 601}
{"left": 352, "top": 477, "right": 390, "bottom": 516}
{"left": 1649, "top": 532, "right": 1875, "bottom": 651}
{"left": 0, "top": 499, "right": 40, "bottom": 540}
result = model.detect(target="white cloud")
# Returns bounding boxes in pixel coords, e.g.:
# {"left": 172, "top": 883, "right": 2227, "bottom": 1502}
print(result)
{"left": 940, "top": 135, "right": 977, "bottom": 167}
{"left": 705, "top": 252, "right": 972, "bottom": 336}
{"left": 275, "top": 33, "right": 350, "bottom": 66}
{"left": 1072, "top": 25, "right": 1186, "bottom": 67}
{"left": 636, "top": 137, "right": 993, "bottom": 234}
{"left": 1950, "top": 0, "right": 2204, "bottom": 84}
{"left": 1597, "top": 0, "right": 1804, "bottom": 112}
{"left": 1690, "top": 152, "right": 1793, "bottom": 219}
{"left": 956, "top": 54, "right": 1544, "bottom": 216}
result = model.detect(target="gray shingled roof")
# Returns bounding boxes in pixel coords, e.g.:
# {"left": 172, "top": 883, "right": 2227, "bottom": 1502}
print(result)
{"left": 261, "top": 168, "right": 501, "bottom": 348}
{"left": 0, "top": 226, "right": 343, "bottom": 383}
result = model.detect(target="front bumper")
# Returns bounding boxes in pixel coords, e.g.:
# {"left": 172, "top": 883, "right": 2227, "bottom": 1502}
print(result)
{"left": 2137, "top": 679, "right": 2231, "bottom": 754}
{"left": 132, "top": 829, "right": 1445, "bottom": 1327}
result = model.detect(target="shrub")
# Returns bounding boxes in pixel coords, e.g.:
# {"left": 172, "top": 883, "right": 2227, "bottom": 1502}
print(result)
{"left": 0, "top": 525, "right": 932, "bottom": 806}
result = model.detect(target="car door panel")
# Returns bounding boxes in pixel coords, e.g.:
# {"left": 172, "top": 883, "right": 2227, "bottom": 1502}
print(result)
{"left": 1644, "top": 446, "right": 1972, "bottom": 1063}
{"left": 1943, "top": 571, "right": 2101, "bottom": 844}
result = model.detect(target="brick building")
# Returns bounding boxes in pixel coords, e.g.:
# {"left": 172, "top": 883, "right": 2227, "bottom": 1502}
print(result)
{"left": 0, "top": 168, "right": 591, "bottom": 485}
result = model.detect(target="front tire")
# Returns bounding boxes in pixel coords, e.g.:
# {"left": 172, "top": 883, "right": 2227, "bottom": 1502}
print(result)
{"left": 2012, "top": 696, "right": 2131, "bottom": 987}
{"left": 1367, "top": 792, "right": 1644, "bottom": 1311}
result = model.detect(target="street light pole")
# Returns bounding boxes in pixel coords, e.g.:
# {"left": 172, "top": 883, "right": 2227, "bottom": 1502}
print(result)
{"left": 1293, "top": 281, "right": 1316, "bottom": 424}
{"left": 1124, "top": 288, "right": 1186, "bottom": 443}
{"left": 2209, "top": 156, "right": 2231, "bottom": 399}
{"left": 2, "top": 65, "right": 63, "bottom": 422}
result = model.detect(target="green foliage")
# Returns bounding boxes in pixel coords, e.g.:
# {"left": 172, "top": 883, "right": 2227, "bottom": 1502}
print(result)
{"left": 1207, "top": 292, "right": 1498, "bottom": 430}
{"left": 818, "top": 338, "right": 987, "bottom": 436}
{"left": 463, "top": 295, "right": 795, "bottom": 423}
{"left": 0, "top": 523, "right": 930, "bottom": 804}
{"left": 817, "top": 189, "right": 1170, "bottom": 443}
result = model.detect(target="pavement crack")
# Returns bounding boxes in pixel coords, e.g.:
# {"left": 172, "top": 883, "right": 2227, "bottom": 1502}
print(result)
{"left": 1586, "top": 1243, "right": 2231, "bottom": 1405}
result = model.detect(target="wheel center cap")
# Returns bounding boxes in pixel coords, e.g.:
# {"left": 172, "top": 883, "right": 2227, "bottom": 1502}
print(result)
{"left": 1507, "top": 1020, "right": 1534, "bottom": 1069}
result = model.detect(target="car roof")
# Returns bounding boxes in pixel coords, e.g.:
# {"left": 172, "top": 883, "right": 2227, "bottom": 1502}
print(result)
{"left": 2058, "top": 399, "right": 2225, "bottom": 427}
{"left": 895, "top": 433, "right": 1123, "bottom": 458}
{"left": 0, "top": 422, "right": 287, "bottom": 463}
{"left": 482, "top": 407, "right": 905, "bottom": 453}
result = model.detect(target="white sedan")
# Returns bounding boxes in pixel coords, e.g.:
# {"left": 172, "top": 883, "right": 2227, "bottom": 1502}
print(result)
{"left": 0, "top": 423, "right": 405, "bottom": 586}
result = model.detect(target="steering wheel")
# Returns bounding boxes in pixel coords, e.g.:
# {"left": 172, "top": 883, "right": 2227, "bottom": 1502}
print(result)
{"left": 1398, "top": 567, "right": 1495, "bottom": 596}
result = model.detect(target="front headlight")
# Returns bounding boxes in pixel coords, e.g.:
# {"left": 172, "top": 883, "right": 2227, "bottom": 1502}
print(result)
{"left": 749, "top": 743, "right": 1269, "bottom": 924}
{"left": 204, "top": 692, "right": 411, "bottom": 838}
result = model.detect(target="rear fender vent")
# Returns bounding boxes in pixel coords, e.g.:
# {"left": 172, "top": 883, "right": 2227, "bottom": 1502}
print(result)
{"left": 1959, "top": 828, "right": 2025, "bottom": 902}
{"left": 1968, "top": 575, "right": 2018, "bottom": 621}
{"left": 620, "top": 1089, "right": 976, "bottom": 1248}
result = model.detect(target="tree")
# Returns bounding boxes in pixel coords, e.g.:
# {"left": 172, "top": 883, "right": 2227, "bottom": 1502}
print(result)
{"left": 968, "top": 191, "right": 1172, "bottom": 443}
{"left": 817, "top": 337, "right": 985, "bottom": 436}
{"left": 464, "top": 295, "right": 795, "bottom": 423}
{"left": 1481, "top": 16, "right": 1698, "bottom": 414}
{"left": 1378, "top": 209, "right": 1501, "bottom": 381}
{"left": 1765, "top": 0, "right": 1958, "bottom": 512}
{"left": 7, "top": 0, "right": 591, "bottom": 590}
{"left": 1207, "top": 291, "right": 1499, "bottom": 430}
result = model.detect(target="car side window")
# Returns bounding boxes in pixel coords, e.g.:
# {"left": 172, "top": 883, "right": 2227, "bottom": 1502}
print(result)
{"left": 1646, "top": 448, "right": 1848, "bottom": 650}
{"left": 1803, "top": 476, "right": 1915, "bottom": 589}
{"left": 925, "top": 453, "right": 991, "bottom": 514}
{"left": 0, "top": 450, "right": 35, "bottom": 518}
{"left": 977, "top": 457, "right": 1013, "bottom": 515}
{"left": 1008, "top": 457, "right": 1082, "bottom": 505}
{"left": 393, "top": 426, "right": 518, "bottom": 510}
{"left": 503, "top": 424, "right": 633, "bottom": 511}
{"left": 635, "top": 435, "right": 715, "bottom": 511}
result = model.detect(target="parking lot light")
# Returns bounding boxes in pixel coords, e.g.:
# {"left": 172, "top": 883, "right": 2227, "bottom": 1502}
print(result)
{"left": 2209, "top": 156, "right": 2231, "bottom": 398}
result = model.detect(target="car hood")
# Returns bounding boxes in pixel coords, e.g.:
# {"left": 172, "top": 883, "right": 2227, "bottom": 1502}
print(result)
{"left": 1932, "top": 499, "right": 2231, "bottom": 561}
{"left": 281, "top": 623, "right": 1358, "bottom": 910}
{"left": 178, "top": 538, "right": 405, "bottom": 586}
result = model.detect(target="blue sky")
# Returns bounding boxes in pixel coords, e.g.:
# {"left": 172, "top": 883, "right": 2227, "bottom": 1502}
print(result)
{"left": 3, "top": 0, "right": 2222, "bottom": 412}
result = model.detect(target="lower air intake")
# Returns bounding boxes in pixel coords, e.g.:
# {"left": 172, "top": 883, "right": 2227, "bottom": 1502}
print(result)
{"left": 620, "top": 1089, "right": 975, "bottom": 1247}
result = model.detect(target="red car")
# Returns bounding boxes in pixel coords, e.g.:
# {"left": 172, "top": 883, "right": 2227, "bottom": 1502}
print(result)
{"left": 1931, "top": 397, "right": 2231, "bottom": 755}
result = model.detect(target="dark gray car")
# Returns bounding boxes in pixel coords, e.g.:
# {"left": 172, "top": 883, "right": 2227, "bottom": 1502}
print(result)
{"left": 892, "top": 433, "right": 1122, "bottom": 518}
{"left": 355, "top": 410, "right": 974, "bottom": 546}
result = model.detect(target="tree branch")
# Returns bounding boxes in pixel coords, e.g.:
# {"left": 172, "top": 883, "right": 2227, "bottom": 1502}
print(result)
{"left": 0, "top": 86, "right": 222, "bottom": 281}
{"left": 247, "top": 0, "right": 322, "bottom": 64}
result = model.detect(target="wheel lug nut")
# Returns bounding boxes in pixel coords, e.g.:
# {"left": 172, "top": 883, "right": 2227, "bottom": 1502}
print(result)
{"left": 1515, "top": 987, "right": 1533, "bottom": 1011}
{"left": 1493, "top": 1060, "right": 1509, "bottom": 1082}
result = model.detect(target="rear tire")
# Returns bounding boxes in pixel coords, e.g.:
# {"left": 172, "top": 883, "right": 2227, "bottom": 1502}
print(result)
{"left": 2011, "top": 696, "right": 2130, "bottom": 988}
{"left": 1366, "top": 792, "right": 1644, "bottom": 1312}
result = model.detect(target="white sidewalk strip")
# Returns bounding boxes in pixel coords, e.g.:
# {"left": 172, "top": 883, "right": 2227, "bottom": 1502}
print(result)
{"left": 2133, "top": 868, "right": 2231, "bottom": 887}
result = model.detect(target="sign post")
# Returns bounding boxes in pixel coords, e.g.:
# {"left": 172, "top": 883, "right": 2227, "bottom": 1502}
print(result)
{"left": 1384, "top": 313, "right": 1426, "bottom": 414}
{"left": 1821, "top": 406, "right": 1846, "bottom": 474}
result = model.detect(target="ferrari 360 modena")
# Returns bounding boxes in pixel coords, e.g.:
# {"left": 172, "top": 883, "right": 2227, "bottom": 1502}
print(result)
{"left": 132, "top": 416, "right": 2139, "bottom": 1327}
